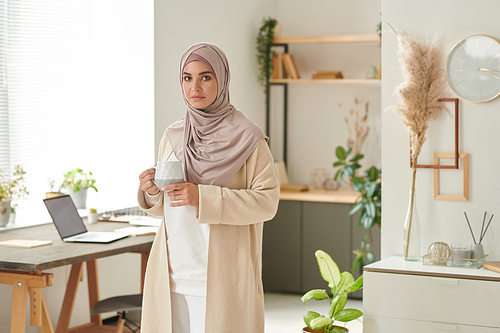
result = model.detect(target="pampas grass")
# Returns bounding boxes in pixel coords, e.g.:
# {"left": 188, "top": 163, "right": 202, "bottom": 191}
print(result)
{"left": 390, "top": 25, "right": 448, "bottom": 258}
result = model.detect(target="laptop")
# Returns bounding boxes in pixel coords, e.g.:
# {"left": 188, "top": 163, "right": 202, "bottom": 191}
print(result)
{"left": 43, "top": 195, "right": 129, "bottom": 243}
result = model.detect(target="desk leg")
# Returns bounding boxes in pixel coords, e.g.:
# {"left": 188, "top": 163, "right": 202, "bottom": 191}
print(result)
{"left": 0, "top": 271, "right": 53, "bottom": 333}
{"left": 56, "top": 262, "right": 83, "bottom": 333}
{"left": 86, "top": 260, "right": 102, "bottom": 325}
{"left": 140, "top": 249, "right": 150, "bottom": 292}
{"left": 39, "top": 294, "right": 55, "bottom": 333}
{"left": 10, "top": 277, "right": 28, "bottom": 333}
{"left": 28, "top": 287, "right": 42, "bottom": 327}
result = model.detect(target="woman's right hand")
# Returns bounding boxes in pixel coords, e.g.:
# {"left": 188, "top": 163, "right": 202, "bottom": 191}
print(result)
{"left": 139, "top": 167, "right": 160, "bottom": 196}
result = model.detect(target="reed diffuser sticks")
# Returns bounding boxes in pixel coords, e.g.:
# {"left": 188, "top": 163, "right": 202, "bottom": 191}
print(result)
{"left": 463, "top": 212, "right": 494, "bottom": 244}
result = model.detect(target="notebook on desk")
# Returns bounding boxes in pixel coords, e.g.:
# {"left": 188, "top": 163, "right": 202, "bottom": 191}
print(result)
{"left": 43, "top": 195, "right": 129, "bottom": 243}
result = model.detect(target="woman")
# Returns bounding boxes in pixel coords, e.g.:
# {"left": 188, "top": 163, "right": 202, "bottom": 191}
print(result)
{"left": 137, "top": 42, "right": 280, "bottom": 333}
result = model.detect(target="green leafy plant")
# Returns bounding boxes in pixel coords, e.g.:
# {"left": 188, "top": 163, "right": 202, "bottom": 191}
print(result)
{"left": 302, "top": 250, "right": 363, "bottom": 333}
{"left": 0, "top": 165, "right": 29, "bottom": 208}
{"left": 256, "top": 16, "right": 277, "bottom": 90}
{"left": 62, "top": 168, "right": 98, "bottom": 193}
{"left": 334, "top": 146, "right": 381, "bottom": 275}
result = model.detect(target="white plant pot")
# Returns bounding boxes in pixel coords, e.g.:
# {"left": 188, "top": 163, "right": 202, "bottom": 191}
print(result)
{"left": 68, "top": 188, "right": 88, "bottom": 209}
{"left": 88, "top": 212, "right": 98, "bottom": 224}
{"left": 0, "top": 201, "right": 11, "bottom": 227}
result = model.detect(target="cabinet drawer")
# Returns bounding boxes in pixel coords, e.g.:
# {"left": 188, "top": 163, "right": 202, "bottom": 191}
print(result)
{"left": 364, "top": 316, "right": 500, "bottom": 333}
{"left": 364, "top": 271, "right": 500, "bottom": 327}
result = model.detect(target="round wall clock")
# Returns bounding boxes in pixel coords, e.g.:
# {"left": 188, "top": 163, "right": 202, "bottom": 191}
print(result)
{"left": 446, "top": 35, "right": 500, "bottom": 103}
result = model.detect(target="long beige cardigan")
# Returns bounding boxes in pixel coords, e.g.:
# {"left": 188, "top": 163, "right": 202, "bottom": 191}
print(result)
{"left": 137, "top": 134, "right": 280, "bottom": 333}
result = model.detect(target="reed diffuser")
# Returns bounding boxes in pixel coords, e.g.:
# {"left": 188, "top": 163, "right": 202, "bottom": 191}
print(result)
{"left": 463, "top": 211, "right": 494, "bottom": 259}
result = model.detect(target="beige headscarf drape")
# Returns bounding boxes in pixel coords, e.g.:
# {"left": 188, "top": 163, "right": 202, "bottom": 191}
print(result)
{"left": 167, "top": 42, "right": 267, "bottom": 187}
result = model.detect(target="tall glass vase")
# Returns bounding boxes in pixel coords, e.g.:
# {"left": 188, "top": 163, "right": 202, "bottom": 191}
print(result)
{"left": 403, "top": 188, "right": 421, "bottom": 261}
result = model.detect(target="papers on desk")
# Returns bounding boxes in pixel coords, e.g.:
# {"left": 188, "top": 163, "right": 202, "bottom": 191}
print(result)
{"left": 0, "top": 239, "right": 52, "bottom": 248}
{"left": 128, "top": 216, "right": 162, "bottom": 227}
{"left": 114, "top": 226, "right": 158, "bottom": 236}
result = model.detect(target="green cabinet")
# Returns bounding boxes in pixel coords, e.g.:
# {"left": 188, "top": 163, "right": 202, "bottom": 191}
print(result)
{"left": 262, "top": 199, "right": 380, "bottom": 298}
{"left": 262, "top": 200, "right": 302, "bottom": 293}
{"left": 302, "top": 202, "right": 352, "bottom": 293}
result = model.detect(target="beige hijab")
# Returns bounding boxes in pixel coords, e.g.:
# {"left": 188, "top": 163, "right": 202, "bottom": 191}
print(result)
{"left": 167, "top": 43, "right": 267, "bottom": 187}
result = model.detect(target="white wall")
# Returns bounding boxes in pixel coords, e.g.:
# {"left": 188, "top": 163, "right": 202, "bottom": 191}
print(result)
{"left": 153, "top": 0, "right": 275, "bottom": 159}
{"left": 271, "top": 0, "right": 381, "bottom": 185}
{"left": 381, "top": 0, "right": 500, "bottom": 260}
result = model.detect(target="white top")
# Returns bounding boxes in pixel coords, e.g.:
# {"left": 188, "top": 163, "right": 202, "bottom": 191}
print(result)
{"left": 163, "top": 153, "right": 210, "bottom": 296}
{"left": 364, "top": 256, "right": 500, "bottom": 281}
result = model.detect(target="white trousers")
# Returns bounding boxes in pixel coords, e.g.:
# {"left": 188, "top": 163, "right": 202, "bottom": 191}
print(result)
{"left": 171, "top": 292, "right": 206, "bottom": 333}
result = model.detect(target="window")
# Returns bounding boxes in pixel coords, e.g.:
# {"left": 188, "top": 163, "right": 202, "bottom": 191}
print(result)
{"left": 0, "top": 0, "right": 154, "bottom": 224}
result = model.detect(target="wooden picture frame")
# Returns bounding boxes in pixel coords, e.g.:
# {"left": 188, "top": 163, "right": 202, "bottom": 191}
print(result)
{"left": 410, "top": 98, "right": 459, "bottom": 169}
{"left": 433, "top": 152, "right": 469, "bottom": 201}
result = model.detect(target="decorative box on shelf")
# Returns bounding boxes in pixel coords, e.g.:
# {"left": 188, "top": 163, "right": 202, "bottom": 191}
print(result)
{"left": 422, "top": 254, "right": 488, "bottom": 269}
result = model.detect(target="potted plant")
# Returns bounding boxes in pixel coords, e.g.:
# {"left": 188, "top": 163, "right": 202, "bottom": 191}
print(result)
{"left": 46, "top": 178, "right": 64, "bottom": 199}
{"left": 62, "top": 168, "right": 98, "bottom": 209}
{"left": 88, "top": 208, "right": 98, "bottom": 224}
{"left": 0, "top": 165, "right": 29, "bottom": 227}
{"left": 333, "top": 146, "right": 381, "bottom": 275}
{"left": 301, "top": 250, "right": 363, "bottom": 333}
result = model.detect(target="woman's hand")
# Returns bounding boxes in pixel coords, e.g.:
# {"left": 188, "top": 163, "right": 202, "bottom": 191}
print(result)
{"left": 139, "top": 167, "right": 160, "bottom": 196}
{"left": 164, "top": 182, "right": 199, "bottom": 207}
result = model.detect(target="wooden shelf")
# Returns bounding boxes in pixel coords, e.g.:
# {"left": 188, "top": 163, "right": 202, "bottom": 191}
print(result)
{"left": 279, "top": 187, "right": 359, "bottom": 204}
{"left": 269, "top": 78, "right": 380, "bottom": 85}
{"left": 273, "top": 34, "right": 380, "bottom": 44}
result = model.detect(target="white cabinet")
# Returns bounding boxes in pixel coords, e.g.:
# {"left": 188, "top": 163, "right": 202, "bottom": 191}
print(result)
{"left": 364, "top": 257, "right": 500, "bottom": 332}
{"left": 364, "top": 317, "right": 499, "bottom": 333}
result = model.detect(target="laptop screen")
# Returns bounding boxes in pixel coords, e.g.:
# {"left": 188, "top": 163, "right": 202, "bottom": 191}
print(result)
{"left": 44, "top": 195, "right": 87, "bottom": 239}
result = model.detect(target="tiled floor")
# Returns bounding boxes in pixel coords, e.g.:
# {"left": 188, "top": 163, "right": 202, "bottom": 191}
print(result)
{"left": 264, "top": 293, "right": 363, "bottom": 333}
{"left": 104, "top": 292, "right": 363, "bottom": 332}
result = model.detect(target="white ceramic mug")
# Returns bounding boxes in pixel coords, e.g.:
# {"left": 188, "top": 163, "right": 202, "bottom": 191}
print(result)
{"left": 153, "top": 161, "right": 184, "bottom": 190}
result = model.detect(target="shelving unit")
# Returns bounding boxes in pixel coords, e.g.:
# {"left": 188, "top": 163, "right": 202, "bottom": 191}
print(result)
{"left": 266, "top": 34, "right": 381, "bottom": 165}
{"left": 269, "top": 78, "right": 381, "bottom": 84}
{"left": 273, "top": 34, "right": 380, "bottom": 44}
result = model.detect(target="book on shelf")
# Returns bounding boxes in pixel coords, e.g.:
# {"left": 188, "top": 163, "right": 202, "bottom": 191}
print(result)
{"left": 272, "top": 53, "right": 287, "bottom": 79}
{"left": 272, "top": 53, "right": 278, "bottom": 79}
{"left": 282, "top": 53, "right": 300, "bottom": 79}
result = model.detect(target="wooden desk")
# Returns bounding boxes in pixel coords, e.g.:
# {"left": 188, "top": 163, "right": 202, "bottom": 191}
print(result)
{"left": 0, "top": 222, "right": 154, "bottom": 333}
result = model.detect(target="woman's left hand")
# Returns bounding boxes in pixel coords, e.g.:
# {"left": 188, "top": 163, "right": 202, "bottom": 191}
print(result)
{"left": 163, "top": 182, "right": 199, "bottom": 207}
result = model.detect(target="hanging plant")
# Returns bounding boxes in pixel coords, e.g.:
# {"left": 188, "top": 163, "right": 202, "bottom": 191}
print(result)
{"left": 256, "top": 16, "right": 277, "bottom": 90}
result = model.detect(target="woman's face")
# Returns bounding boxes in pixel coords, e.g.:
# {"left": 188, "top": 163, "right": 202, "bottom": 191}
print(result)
{"left": 182, "top": 61, "right": 218, "bottom": 109}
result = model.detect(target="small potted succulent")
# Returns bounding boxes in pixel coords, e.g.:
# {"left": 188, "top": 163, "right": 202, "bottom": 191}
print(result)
{"left": 88, "top": 208, "right": 98, "bottom": 224}
{"left": 62, "top": 168, "right": 98, "bottom": 209}
{"left": 0, "top": 165, "right": 29, "bottom": 227}
{"left": 301, "top": 250, "right": 363, "bottom": 333}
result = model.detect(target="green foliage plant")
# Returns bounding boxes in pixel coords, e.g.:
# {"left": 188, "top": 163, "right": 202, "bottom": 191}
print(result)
{"left": 302, "top": 250, "right": 363, "bottom": 333}
{"left": 333, "top": 146, "right": 381, "bottom": 275}
{"left": 62, "top": 168, "right": 98, "bottom": 193}
{"left": 256, "top": 16, "right": 277, "bottom": 90}
{"left": 0, "top": 165, "right": 29, "bottom": 209}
